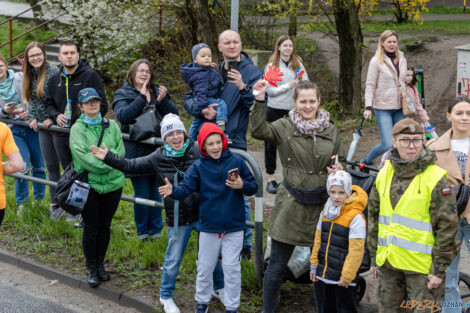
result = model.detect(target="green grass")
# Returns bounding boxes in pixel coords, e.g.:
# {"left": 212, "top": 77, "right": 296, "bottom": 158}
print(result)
{"left": 401, "top": 35, "right": 434, "bottom": 44}
{"left": 374, "top": 6, "right": 470, "bottom": 15}
{"left": 361, "top": 19, "right": 470, "bottom": 35}
{"left": 0, "top": 16, "right": 57, "bottom": 60}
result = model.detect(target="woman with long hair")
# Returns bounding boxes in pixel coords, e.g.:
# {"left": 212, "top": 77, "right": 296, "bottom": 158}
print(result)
{"left": 23, "top": 41, "right": 60, "bottom": 214}
{"left": 0, "top": 53, "right": 46, "bottom": 214}
{"left": 427, "top": 97, "right": 470, "bottom": 313}
{"left": 264, "top": 35, "right": 309, "bottom": 194}
{"left": 363, "top": 30, "right": 407, "bottom": 165}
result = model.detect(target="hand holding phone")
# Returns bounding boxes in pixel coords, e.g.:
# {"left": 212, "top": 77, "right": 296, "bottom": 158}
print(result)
{"left": 228, "top": 168, "right": 239, "bottom": 182}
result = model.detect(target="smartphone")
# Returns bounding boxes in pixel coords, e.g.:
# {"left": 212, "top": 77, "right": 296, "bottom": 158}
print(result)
{"left": 227, "top": 61, "right": 238, "bottom": 82}
{"left": 228, "top": 61, "right": 238, "bottom": 72}
{"left": 228, "top": 168, "right": 239, "bottom": 182}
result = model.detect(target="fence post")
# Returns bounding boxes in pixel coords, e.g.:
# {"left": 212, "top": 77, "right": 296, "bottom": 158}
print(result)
{"left": 9, "top": 19, "right": 13, "bottom": 59}
{"left": 230, "top": 148, "right": 264, "bottom": 283}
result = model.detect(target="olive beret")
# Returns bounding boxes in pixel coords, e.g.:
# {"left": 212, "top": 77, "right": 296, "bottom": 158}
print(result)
{"left": 392, "top": 118, "right": 423, "bottom": 136}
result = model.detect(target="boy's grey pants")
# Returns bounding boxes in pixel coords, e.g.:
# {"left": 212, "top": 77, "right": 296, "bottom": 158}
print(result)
{"left": 195, "top": 230, "right": 244, "bottom": 310}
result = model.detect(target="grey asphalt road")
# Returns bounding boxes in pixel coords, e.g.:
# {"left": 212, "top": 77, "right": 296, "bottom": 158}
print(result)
{"left": 0, "top": 281, "right": 75, "bottom": 313}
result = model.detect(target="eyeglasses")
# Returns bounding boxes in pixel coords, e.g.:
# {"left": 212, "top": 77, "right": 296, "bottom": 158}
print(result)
{"left": 398, "top": 138, "right": 423, "bottom": 148}
{"left": 28, "top": 53, "right": 43, "bottom": 60}
{"left": 82, "top": 99, "right": 100, "bottom": 105}
{"left": 137, "top": 69, "right": 151, "bottom": 74}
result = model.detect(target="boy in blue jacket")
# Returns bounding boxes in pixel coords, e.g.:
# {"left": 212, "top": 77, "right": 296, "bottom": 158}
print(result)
{"left": 159, "top": 122, "right": 258, "bottom": 313}
{"left": 180, "top": 43, "right": 229, "bottom": 142}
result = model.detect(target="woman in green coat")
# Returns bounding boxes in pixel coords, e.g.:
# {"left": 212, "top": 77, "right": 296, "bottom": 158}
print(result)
{"left": 70, "top": 88, "right": 125, "bottom": 287}
{"left": 250, "top": 80, "right": 345, "bottom": 313}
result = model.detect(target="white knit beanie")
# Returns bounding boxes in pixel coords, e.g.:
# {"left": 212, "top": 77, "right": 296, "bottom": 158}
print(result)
{"left": 160, "top": 113, "right": 187, "bottom": 140}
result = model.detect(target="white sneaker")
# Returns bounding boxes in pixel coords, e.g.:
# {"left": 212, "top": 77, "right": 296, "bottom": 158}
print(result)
{"left": 159, "top": 297, "right": 180, "bottom": 313}
{"left": 65, "top": 214, "right": 81, "bottom": 222}
{"left": 17, "top": 204, "right": 24, "bottom": 216}
{"left": 212, "top": 288, "right": 225, "bottom": 305}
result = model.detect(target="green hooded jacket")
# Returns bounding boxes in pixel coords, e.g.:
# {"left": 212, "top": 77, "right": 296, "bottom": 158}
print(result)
{"left": 250, "top": 100, "right": 346, "bottom": 246}
{"left": 70, "top": 118, "right": 125, "bottom": 194}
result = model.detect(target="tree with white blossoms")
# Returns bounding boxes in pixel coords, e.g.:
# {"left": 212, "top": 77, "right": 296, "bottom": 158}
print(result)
{"left": 41, "top": 0, "right": 158, "bottom": 81}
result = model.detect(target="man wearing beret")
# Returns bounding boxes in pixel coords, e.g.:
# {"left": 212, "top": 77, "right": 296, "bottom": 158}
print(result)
{"left": 368, "top": 118, "right": 459, "bottom": 312}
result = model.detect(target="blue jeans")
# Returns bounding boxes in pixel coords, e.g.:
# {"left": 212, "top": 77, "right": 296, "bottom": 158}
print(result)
{"left": 130, "top": 175, "right": 162, "bottom": 238}
{"left": 365, "top": 109, "right": 405, "bottom": 163}
{"left": 160, "top": 222, "right": 224, "bottom": 299}
{"left": 188, "top": 97, "right": 228, "bottom": 141}
{"left": 11, "top": 126, "right": 46, "bottom": 204}
{"left": 244, "top": 195, "right": 252, "bottom": 249}
{"left": 443, "top": 217, "right": 470, "bottom": 313}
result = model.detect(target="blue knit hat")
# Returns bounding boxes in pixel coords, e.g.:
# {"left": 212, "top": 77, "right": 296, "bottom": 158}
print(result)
{"left": 192, "top": 43, "right": 210, "bottom": 60}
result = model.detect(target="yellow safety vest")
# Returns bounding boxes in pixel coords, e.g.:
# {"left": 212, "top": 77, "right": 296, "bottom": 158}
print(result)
{"left": 375, "top": 160, "right": 447, "bottom": 274}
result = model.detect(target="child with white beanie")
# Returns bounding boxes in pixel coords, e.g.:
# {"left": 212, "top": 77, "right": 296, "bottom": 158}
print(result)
{"left": 309, "top": 170, "right": 368, "bottom": 313}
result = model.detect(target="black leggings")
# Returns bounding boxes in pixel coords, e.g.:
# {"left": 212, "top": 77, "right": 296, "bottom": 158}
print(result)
{"left": 81, "top": 187, "right": 122, "bottom": 268}
{"left": 262, "top": 238, "right": 295, "bottom": 313}
{"left": 265, "top": 107, "right": 289, "bottom": 175}
{"left": 0, "top": 209, "right": 4, "bottom": 226}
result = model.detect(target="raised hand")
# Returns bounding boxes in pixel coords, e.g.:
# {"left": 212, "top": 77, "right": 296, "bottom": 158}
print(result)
{"left": 264, "top": 65, "right": 284, "bottom": 87}
{"left": 90, "top": 143, "right": 109, "bottom": 160}
{"left": 252, "top": 79, "right": 268, "bottom": 101}
{"left": 157, "top": 85, "right": 168, "bottom": 102}
{"left": 158, "top": 177, "right": 173, "bottom": 198}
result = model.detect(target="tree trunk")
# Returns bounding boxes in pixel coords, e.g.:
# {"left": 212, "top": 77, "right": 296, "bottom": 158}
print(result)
{"left": 185, "top": 0, "right": 199, "bottom": 45}
{"left": 25, "top": 0, "right": 42, "bottom": 19}
{"left": 289, "top": 14, "right": 297, "bottom": 37}
{"left": 333, "top": 0, "right": 363, "bottom": 115}
{"left": 196, "top": 0, "right": 219, "bottom": 61}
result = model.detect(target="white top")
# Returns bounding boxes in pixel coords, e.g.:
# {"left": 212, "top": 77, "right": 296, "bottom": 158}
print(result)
{"left": 315, "top": 209, "right": 366, "bottom": 286}
{"left": 451, "top": 137, "right": 470, "bottom": 179}
{"left": 265, "top": 59, "right": 309, "bottom": 110}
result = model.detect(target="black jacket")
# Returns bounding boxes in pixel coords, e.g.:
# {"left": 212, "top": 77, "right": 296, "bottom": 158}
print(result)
{"left": 45, "top": 59, "right": 108, "bottom": 124}
{"left": 104, "top": 140, "right": 200, "bottom": 226}
{"left": 112, "top": 82, "right": 178, "bottom": 161}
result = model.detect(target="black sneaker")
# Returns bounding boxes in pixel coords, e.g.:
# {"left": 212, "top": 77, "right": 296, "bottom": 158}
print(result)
{"left": 240, "top": 246, "right": 251, "bottom": 260}
{"left": 266, "top": 180, "right": 278, "bottom": 194}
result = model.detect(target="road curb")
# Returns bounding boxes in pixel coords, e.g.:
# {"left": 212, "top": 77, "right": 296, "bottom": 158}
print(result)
{"left": 0, "top": 248, "right": 157, "bottom": 313}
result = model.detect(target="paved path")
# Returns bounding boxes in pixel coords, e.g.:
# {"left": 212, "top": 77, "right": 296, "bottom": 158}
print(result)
{"left": 0, "top": 1, "right": 33, "bottom": 19}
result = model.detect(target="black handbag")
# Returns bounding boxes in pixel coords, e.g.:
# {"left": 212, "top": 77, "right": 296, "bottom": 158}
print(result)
{"left": 129, "top": 105, "right": 163, "bottom": 141}
{"left": 454, "top": 183, "right": 469, "bottom": 215}
{"left": 55, "top": 119, "right": 110, "bottom": 215}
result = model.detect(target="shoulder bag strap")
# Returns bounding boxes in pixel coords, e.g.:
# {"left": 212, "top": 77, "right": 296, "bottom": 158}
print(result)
{"left": 97, "top": 118, "right": 110, "bottom": 147}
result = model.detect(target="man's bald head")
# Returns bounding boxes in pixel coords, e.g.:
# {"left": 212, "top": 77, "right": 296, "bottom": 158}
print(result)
{"left": 218, "top": 29, "right": 242, "bottom": 61}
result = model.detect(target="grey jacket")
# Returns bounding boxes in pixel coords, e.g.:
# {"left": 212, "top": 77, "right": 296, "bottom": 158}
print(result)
{"left": 0, "top": 70, "right": 27, "bottom": 118}
{"left": 265, "top": 59, "right": 309, "bottom": 110}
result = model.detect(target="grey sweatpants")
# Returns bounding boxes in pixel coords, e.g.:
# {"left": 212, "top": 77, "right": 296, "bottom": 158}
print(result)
{"left": 196, "top": 230, "right": 244, "bottom": 310}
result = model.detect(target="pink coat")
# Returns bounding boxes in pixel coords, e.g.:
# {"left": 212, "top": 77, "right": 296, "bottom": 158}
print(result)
{"left": 364, "top": 51, "right": 407, "bottom": 110}
{"left": 406, "top": 85, "right": 429, "bottom": 124}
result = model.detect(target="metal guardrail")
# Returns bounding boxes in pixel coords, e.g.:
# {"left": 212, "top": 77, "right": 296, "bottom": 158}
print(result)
{"left": 0, "top": 4, "right": 65, "bottom": 63}
{"left": 1, "top": 119, "right": 265, "bottom": 281}
{"left": 5, "top": 173, "right": 164, "bottom": 208}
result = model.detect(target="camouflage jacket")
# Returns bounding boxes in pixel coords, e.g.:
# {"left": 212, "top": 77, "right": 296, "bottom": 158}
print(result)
{"left": 368, "top": 148, "right": 459, "bottom": 278}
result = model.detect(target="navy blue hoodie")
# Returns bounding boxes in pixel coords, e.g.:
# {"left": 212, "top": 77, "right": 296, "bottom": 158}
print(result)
{"left": 170, "top": 123, "right": 258, "bottom": 233}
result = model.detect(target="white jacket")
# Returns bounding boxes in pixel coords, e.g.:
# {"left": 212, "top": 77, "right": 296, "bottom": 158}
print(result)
{"left": 364, "top": 51, "right": 407, "bottom": 110}
{"left": 265, "top": 59, "right": 309, "bottom": 110}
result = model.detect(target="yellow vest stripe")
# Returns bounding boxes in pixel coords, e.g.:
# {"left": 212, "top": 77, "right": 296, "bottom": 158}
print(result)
{"left": 391, "top": 214, "right": 433, "bottom": 232}
{"left": 388, "top": 235, "right": 433, "bottom": 255}
{"left": 379, "top": 215, "right": 390, "bottom": 225}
